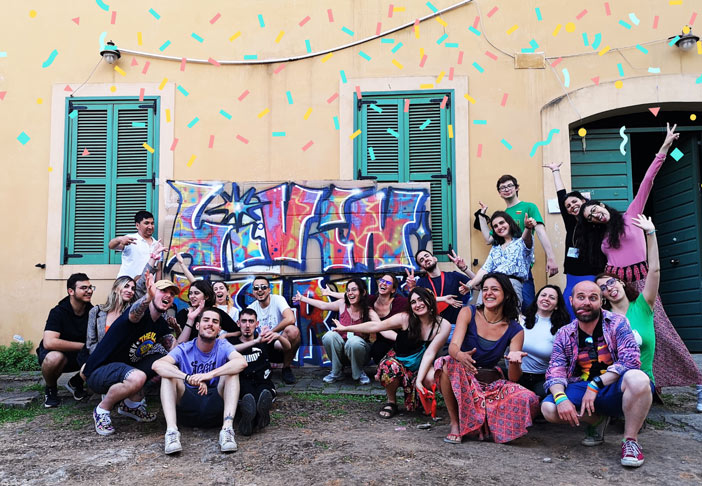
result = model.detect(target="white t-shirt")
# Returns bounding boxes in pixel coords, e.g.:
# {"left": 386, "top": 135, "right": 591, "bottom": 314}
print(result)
{"left": 247, "top": 294, "right": 290, "bottom": 332}
{"left": 117, "top": 233, "right": 157, "bottom": 278}
{"left": 217, "top": 304, "right": 240, "bottom": 324}
{"left": 520, "top": 315, "right": 555, "bottom": 374}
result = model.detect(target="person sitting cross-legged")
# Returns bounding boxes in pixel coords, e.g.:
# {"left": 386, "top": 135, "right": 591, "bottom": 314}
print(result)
{"left": 541, "top": 281, "right": 654, "bottom": 468}
{"left": 152, "top": 308, "right": 247, "bottom": 454}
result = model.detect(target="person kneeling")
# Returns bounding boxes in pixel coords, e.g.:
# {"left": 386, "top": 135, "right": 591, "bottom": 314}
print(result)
{"left": 541, "top": 281, "right": 653, "bottom": 468}
{"left": 152, "top": 308, "right": 247, "bottom": 455}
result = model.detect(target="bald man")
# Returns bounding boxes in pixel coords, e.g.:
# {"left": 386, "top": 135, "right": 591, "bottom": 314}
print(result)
{"left": 541, "top": 281, "right": 653, "bottom": 468}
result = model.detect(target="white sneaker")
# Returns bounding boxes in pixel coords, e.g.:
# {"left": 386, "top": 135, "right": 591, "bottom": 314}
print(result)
{"left": 323, "top": 372, "right": 342, "bottom": 384}
{"left": 219, "top": 427, "right": 238, "bottom": 452}
{"left": 164, "top": 429, "right": 182, "bottom": 455}
{"left": 358, "top": 371, "right": 371, "bottom": 385}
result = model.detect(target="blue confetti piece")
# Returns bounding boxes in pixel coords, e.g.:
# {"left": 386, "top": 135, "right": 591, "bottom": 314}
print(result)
{"left": 148, "top": 8, "right": 160, "bottom": 19}
{"left": 535, "top": 7, "right": 542, "bottom": 21}
{"left": 419, "top": 119, "right": 431, "bottom": 130}
{"left": 340, "top": 70, "right": 347, "bottom": 83}
{"left": 0, "top": 52, "right": 6, "bottom": 57}
{"left": 468, "top": 26, "right": 481, "bottom": 36}
{"left": 258, "top": 14, "right": 265, "bottom": 27}
{"left": 286, "top": 91, "right": 293, "bottom": 104}
{"left": 391, "top": 42, "right": 403, "bottom": 53}
{"left": 437, "top": 33, "right": 448, "bottom": 45}
{"left": 187, "top": 117, "right": 199, "bottom": 128}
{"left": 244, "top": 54, "right": 258, "bottom": 60}
{"left": 648, "top": 67, "right": 661, "bottom": 73}
{"left": 472, "top": 62, "right": 484, "bottom": 73}
{"left": 636, "top": 44, "right": 649, "bottom": 54}
{"left": 191, "top": 33, "right": 204, "bottom": 43}
{"left": 670, "top": 148, "right": 684, "bottom": 161}
{"left": 445, "top": 42, "right": 459, "bottom": 48}
{"left": 387, "top": 128, "right": 399, "bottom": 138}
{"left": 368, "top": 147, "right": 376, "bottom": 160}
{"left": 501, "top": 139, "right": 513, "bottom": 150}
{"left": 158, "top": 40, "right": 171, "bottom": 52}
{"left": 617, "top": 63, "right": 624, "bottom": 77}
{"left": 629, "top": 13, "right": 640, "bottom": 25}
{"left": 177, "top": 85, "right": 189, "bottom": 96}
{"left": 529, "top": 128, "right": 560, "bottom": 157}
{"left": 696, "top": 74, "right": 702, "bottom": 84}
{"left": 562, "top": 68, "right": 571, "bottom": 87}
{"left": 473, "top": 120, "right": 487, "bottom": 125}
{"left": 668, "top": 36, "right": 680, "bottom": 46}
{"left": 17, "top": 131, "right": 30, "bottom": 145}
{"left": 219, "top": 109, "right": 232, "bottom": 120}
{"left": 272, "top": 132, "right": 286, "bottom": 137}
{"left": 333, "top": 116, "right": 340, "bottom": 130}
{"left": 381, "top": 39, "right": 395, "bottom": 44}
{"left": 96, "top": 0, "right": 109, "bottom": 12}
{"left": 305, "top": 39, "right": 312, "bottom": 53}
{"left": 68, "top": 110, "right": 78, "bottom": 119}
{"left": 582, "top": 33, "right": 589, "bottom": 46}
{"left": 426, "top": 1, "right": 438, "bottom": 13}
{"left": 529, "top": 39, "right": 539, "bottom": 49}
{"left": 591, "top": 33, "right": 602, "bottom": 50}
{"left": 521, "top": 48, "right": 535, "bottom": 53}
{"left": 131, "top": 122, "right": 146, "bottom": 128}
{"left": 370, "top": 104, "right": 383, "bottom": 113}
{"left": 41, "top": 49, "right": 59, "bottom": 68}
{"left": 619, "top": 20, "right": 632, "bottom": 29}
{"left": 342, "top": 26, "right": 354, "bottom": 36}
{"left": 358, "top": 51, "right": 372, "bottom": 61}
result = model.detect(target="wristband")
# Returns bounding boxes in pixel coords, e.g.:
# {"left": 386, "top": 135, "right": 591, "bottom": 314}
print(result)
{"left": 184, "top": 322, "right": 194, "bottom": 329}
{"left": 646, "top": 229, "right": 657, "bottom": 235}
{"left": 587, "top": 381, "right": 600, "bottom": 393}
{"left": 552, "top": 169, "right": 560, "bottom": 172}
{"left": 554, "top": 395, "right": 569, "bottom": 405}
{"left": 184, "top": 374, "right": 190, "bottom": 384}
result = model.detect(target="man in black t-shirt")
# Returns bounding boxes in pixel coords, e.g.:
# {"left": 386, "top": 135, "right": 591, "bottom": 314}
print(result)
{"left": 82, "top": 274, "right": 178, "bottom": 436}
{"left": 231, "top": 308, "right": 290, "bottom": 436}
{"left": 37, "top": 273, "right": 93, "bottom": 407}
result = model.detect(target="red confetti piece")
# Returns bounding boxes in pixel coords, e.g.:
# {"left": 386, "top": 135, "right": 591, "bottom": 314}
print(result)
{"left": 404, "top": 99, "right": 410, "bottom": 112}
{"left": 604, "top": 2, "right": 611, "bottom": 16}
{"left": 64, "top": 84, "right": 73, "bottom": 92}
{"left": 130, "top": 57, "right": 138, "bottom": 66}
{"left": 652, "top": 16, "right": 659, "bottom": 29}
{"left": 355, "top": 86, "right": 362, "bottom": 99}
{"left": 170, "top": 138, "right": 179, "bottom": 151}
{"left": 649, "top": 107, "right": 660, "bottom": 116}
{"left": 238, "top": 90, "right": 250, "bottom": 101}
{"left": 576, "top": 9, "right": 587, "bottom": 20}
{"left": 449, "top": 67, "right": 454, "bottom": 80}
{"left": 419, "top": 54, "right": 427, "bottom": 67}
{"left": 327, "top": 92, "right": 339, "bottom": 103}
{"left": 0, "top": 91, "right": 6, "bottom": 101}
{"left": 72, "top": 17, "right": 80, "bottom": 25}
{"left": 388, "top": 4, "right": 394, "bottom": 18}
{"left": 376, "top": 22, "right": 382, "bottom": 35}
{"left": 208, "top": 135, "right": 215, "bottom": 148}
{"left": 210, "top": 13, "right": 221, "bottom": 24}
{"left": 440, "top": 96, "right": 448, "bottom": 109}
{"left": 690, "top": 12, "right": 698, "bottom": 26}
{"left": 550, "top": 57, "right": 563, "bottom": 67}
{"left": 141, "top": 61, "right": 150, "bottom": 74}
{"left": 180, "top": 57, "right": 186, "bottom": 71}
{"left": 302, "top": 140, "right": 314, "bottom": 151}
{"left": 299, "top": 16, "right": 311, "bottom": 27}
{"left": 236, "top": 134, "right": 249, "bottom": 144}
{"left": 274, "top": 64, "right": 286, "bottom": 74}
{"left": 457, "top": 51, "right": 464, "bottom": 64}
{"left": 110, "top": 11, "right": 116, "bottom": 24}
{"left": 139, "top": 88, "right": 145, "bottom": 101}
{"left": 473, "top": 16, "right": 480, "bottom": 28}
{"left": 487, "top": 7, "right": 498, "bottom": 17}
{"left": 485, "top": 51, "right": 498, "bottom": 61}
{"left": 500, "top": 93, "right": 509, "bottom": 107}
{"left": 82, "top": 148, "right": 90, "bottom": 156}
{"left": 591, "top": 76, "right": 600, "bottom": 85}
{"left": 327, "top": 9, "right": 334, "bottom": 22}
{"left": 208, "top": 57, "right": 221, "bottom": 67}
{"left": 477, "top": 143, "right": 483, "bottom": 157}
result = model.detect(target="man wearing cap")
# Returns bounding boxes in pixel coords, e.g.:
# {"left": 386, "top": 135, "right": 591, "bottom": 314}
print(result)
{"left": 82, "top": 273, "right": 179, "bottom": 436}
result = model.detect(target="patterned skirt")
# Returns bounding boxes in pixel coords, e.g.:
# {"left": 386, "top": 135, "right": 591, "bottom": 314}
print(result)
{"left": 607, "top": 261, "right": 702, "bottom": 387}
{"left": 375, "top": 350, "right": 420, "bottom": 411}
{"left": 434, "top": 356, "right": 539, "bottom": 444}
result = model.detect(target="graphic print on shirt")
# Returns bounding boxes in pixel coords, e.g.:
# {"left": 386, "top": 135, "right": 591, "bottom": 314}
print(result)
{"left": 128, "top": 332, "right": 166, "bottom": 362}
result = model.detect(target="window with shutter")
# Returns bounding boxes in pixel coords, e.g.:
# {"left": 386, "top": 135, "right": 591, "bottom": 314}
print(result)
{"left": 62, "top": 98, "right": 159, "bottom": 265}
{"left": 355, "top": 91, "right": 454, "bottom": 258}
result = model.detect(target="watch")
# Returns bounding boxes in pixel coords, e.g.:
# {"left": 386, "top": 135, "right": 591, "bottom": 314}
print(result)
{"left": 591, "top": 375, "right": 605, "bottom": 390}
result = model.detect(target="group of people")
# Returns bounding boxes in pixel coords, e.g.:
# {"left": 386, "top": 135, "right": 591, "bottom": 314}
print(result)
{"left": 36, "top": 125, "right": 702, "bottom": 468}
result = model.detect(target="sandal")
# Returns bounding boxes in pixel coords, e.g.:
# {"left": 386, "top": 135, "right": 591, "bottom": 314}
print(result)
{"left": 443, "top": 433, "right": 462, "bottom": 444}
{"left": 379, "top": 402, "right": 398, "bottom": 419}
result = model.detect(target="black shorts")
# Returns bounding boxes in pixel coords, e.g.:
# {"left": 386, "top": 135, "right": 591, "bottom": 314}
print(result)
{"left": 240, "top": 379, "right": 276, "bottom": 401}
{"left": 177, "top": 386, "right": 224, "bottom": 428}
{"left": 36, "top": 345, "right": 81, "bottom": 373}
{"left": 85, "top": 354, "right": 162, "bottom": 394}
{"left": 268, "top": 345, "right": 284, "bottom": 364}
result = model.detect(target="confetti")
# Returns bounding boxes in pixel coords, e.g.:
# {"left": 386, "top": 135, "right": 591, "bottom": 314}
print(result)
{"left": 158, "top": 78, "right": 168, "bottom": 90}
{"left": 420, "top": 83, "right": 433, "bottom": 89}
{"left": 258, "top": 14, "right": 265, "bottom": 27}
{"left": 535, "top": 8, "right": 542, "bottom": 21}
{"left": 617, "top": 63, "right": 624, "bottom": 76}
{"left": 274, "top": 64, "right": 286, "bottom": 74}
{"left": 619, "top": 20, "right": 632, "bottom": 29}
{"left": 426, "top": 1, "right": 438, "bottom": 13}
{"left": 648, "top": 67, "right": 661, "bottom": 73}
{"left": 419, "top": 54, "right": 428, "bottom": 67}
{"left": 131, "top": 57, "right": 138, "bottom": 66}
{"left": 333, "top": 116, "right": 340, "bottom": 129}
{"left": 436, "top": 71, "right": 445, "bottom": 83}
{"left": 629, "top": 13, "right": 640, "bottom": 25}
{"left": 327, "top": 93, "right": 339, "bottom": 103}
{"left": 299, "top": 16, "right": 310, "bottom": 27}
{"left": 691, "top": 114, "right": 697, "bottom": 121}
{"left": 236, "top": 135, "right": 249, "bottom": 144}
{"left": 258, "top": 108, "right": 270, "bottom": 118}
{"left": 138, "top": 88, "right": 145, "bottom": 101}
{"left": 670, "top": 147, "right": 684, "bottom": 160}
{"left": 229, "top": 32, "right": 241, "bottom": 41}
{"left": 529, "top": 128, "right": 560, "bottom": 157}
{"left": 690, "top": 12, "right": 698, "bottom": 25}
{"left": 17, "top": 131, "right": 30, "bottom": 145}
{"left": 187, "top": 117, "right": 199, "bottom": 128}
{"left": 114, "top": 65, "right": 126, "bottom": 76}
{"left": 41, "top": 49, "right": 59, "bottom": 68}
{"left": 414, "top": 19, "right": 420, "bottom": 38}
{"left": 350, "top": 129, "right": 362, "bottom": 140}
{"left": 437, "top": 33, "right": 448, "bottom": 44}
{"left": 440, "top": 95, "right": 448, "bottom": 108}
{"left": 342, "top": 26, "right": 354, "bottom": 36}
{"left": 500, "top": 93, "right": 509, "bottom": 106}
{"left": 355, "top": 86, "right": 362, "bottom": 99}
{"left": 96, "top": 0, "right": 109, "bottom": 11}
{"left": 473, "top": 16, "right": 480, "bottom": 28}
{"left": 487, "top": 6, "right": 498, "bottom": 17}
{"left": 304, "top": 108, "right": 313, "bottom": 120}
{"left": 591, "top": 76, "right": 600, "bottom": 85}
{"left": 635, "top": 44, "right": 649, "bottom": 54}
{"left": 72, "top": 17, "right": 80, "bottom": 25}
{"left": 321, "top": 53, "right": 333, "bottom": 63}
{"left": 177, "top": 85, "right": 189, "bottom": 96}
{"left": 472, "top": 62, "right": 484, "bottom": 73}
{"left": 575, "top": 9, "right": 588, "bottom": 20}
{"left": 286, "top": 91, "right": 293, "bottom": 104}
{"left": 436, "top": 17, "right": 447, "bottom": 27}
{"left": 448, "top": 125, "right": 454, "bottom": 138}
{"left": 301, "top": 140, "right": 314, "bottom": 151}
{"left": 328, "top": 9, "right": 334, "bottom": 22}
{"left": 669, "top": 0, "right": 682, "bottom": 5}
{"left": 340, "top": 70, "right": 347, "bottom": 83}
{"left": 82, "top": 148, "right": 90, "bottom": 156}
{"left": 653, "top": 16, "right": 659, "bottom": 29}
{"left": 220, "top": 109, "right": 232, "bottom": 120}
{"left": 668, "top": 36, "right": 680, "bottom": 47}
{"left": 272, "top": 131, "right": 286, "bottom": 137}
{"left": 458, "top": 51, "right": 464, "bottom": 64}
{"left": 578, "top": 128, "right": 587, "bottom": 137}
{"left": 111, "top": 11, "right": 117, "bottom": 24}
{"left": 473, "top": 119, "right": 487, "bottom": 125}
{"left": 565, "top": 22, "right": 576, "bottom": 32}
{"left": 506, "top": 24, "right": 519, "bottom": 35}
{"left": 148, "top": 8, "right": 160, "bottom": 19}
{"left": 591, "top": 33, "right": 602, "bottom": 49}
{"left": 419, "top": 119, "right": 431, "bottom": 130}
{"left": 358, "top": 51, "right": 372, "bottom": 61}
{"left": 158, "top": 40, "right": 171, "bottom": 51}
{"left": 186, "top": 155, "right": 196, "bottom": 167}
{"left": 464, "top": 94, "right": 476, "bottom": 104}
{"left": 404, "top": 99, "right": 410, "bottom": 112}
{"left": 69, "top": 110, "right": 78, "bottom": 119}
{"left": 191, "top": 33, "right": 204, "bottom": 43}
{"left": 445, "top": 42, "right": 459, "bottom": 48}
{"left": 210, "top": 13, "right": 221, "bottom": 24}
{"left": 238, "top": 90, "right": 250, "bottom": 101}
{"left": 615, "top": 80, "right": 623, "bottom": 89}
{"left": 469, "top": 26, "right": 481, "bottom": 36}
{"left": 143, "top": 142, "right": 155, "bottom": 153}
{"left": 550, "top": 57, "right": 563, "bottom": 67}
{"left": 170, "top": 138, "right": 179, "bottom": 150}
{"left": 387, "top": 128, "right": 399, "bottom": 138}
{"left": 376, "top": 22, "right": 382, "bottom": 35}
{"left": 598, "top": 45, "right": 611, "bottom": 56}
{"left": 552, "top": 24, "right": 562, "bottom": 36}
{"left": 368, "top": 147, "right": 376, "bottom": 160}
{"left": 485, "top": 51, "right": 498, "bottom": 60}
{"left": 244, "top": 54, "right": 258, "bottom": 60}
{"left": 275, "top": 31, "right": 285, "bottom": 43}
{"left": 604, "top": 3, "right": 611, "bottom": 16}
{"left": 392, "top": 59, "right": 403, "bottom": 69}
{"left": 208, "top": 58, "right": 221, "bottom": 67}
{"left": 648, "top": 107, "right": 660, "bottom": 116}
{"left": 449, "top": 67, "right": 454, "bottom": 80}
{"left": 165, "top": 109, "right": 171, "bottom": 122}
{"left": 501, "top": 139, "right": 513, "bottom": 150}
{"left": 208, "top": 135, "right": 215, "bottom": 148}
{"left": 137, "top": 32, "right": 142, "bottom": 45}
{"left": 477, "top": 143, "right": 483, "bottom": 157}
{"left": 388, "top": 4, "right": 394, "bottom": 18}
{"left": 391, "top": 42, "right": 403, "bottom": 53}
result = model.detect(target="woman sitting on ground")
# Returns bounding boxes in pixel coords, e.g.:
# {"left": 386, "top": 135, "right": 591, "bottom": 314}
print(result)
{"left": 294, "top": 278, "right": 379, "bottom": 385}
{"left": 329, "top": 287, "right": 451, "bottom": 418}
{"left": 213, "top": 281, "right": 240, "bottom": 323}
{"left": 519, "top": 285, "right": 571, "bottom": 398}
{"left": 85, "top": 276, "right": 136, "bottom": 356}
{"left": 176, "top": 280, "right": 239, "bottom": 343}
{"left": 436, "top": 273, "right": 539, "bottom": 444}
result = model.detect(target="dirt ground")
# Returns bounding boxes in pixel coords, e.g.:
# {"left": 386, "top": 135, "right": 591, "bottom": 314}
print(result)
{"left": 1, "top": 389, "right": 701, "bottom": 486}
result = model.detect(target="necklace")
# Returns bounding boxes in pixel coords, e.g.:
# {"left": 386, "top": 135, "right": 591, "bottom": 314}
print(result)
{"left": 481, "top": 309, "right": 504, "bottom": 324}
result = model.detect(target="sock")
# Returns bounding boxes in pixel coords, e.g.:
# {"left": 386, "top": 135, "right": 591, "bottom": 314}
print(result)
{"left": 166, "top": 427, "right": 178, "bottom": 433}
{"left": 96, "top": 406, "right": 110, "bottom": 415}
{"left": 124, "top": 398, "right": 142, "bottom": 408}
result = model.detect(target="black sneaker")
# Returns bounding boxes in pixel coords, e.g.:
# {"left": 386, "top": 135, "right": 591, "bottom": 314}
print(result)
{"left": 238, "top": 394, "right": 256, "bottom": 436}
{"left": 65, "top": 374, "right": 89, "bottom": 401}
{"left": 281, "top": 367, "right": 296, "bottom": 384}
{"left": 256, "top": 389, "right": 273, "bottom": 429}
{"left": 44, "top": 386, "right": 60, "bottom": 408}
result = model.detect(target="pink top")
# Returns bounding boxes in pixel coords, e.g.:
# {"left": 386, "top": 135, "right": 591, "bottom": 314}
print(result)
{"left": 602, "top": 152, "right": 665, "bottom": 267}
{"left": 336, "top": 306, "right": 367, "bottom": 340}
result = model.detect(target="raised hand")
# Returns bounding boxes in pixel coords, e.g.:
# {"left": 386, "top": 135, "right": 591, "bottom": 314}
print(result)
{"left": 662, "top": 122, "right": 680, "bottom": 150}
{"left": 145, "top": 272, "right": 155, "bottom": 302}
{"left": 187, "top": 300, "right": 205, "bottom": 321}
{"left": 458, "top": 282, "right": 472, "bottom": 296}
{"left": 524, "top": 212, "right": 537, "bottom": 230}
{"left": 542, "top": 162, "right": 563, "bottom": 172}
{"left": 120, "top": 235, "right": 137, "bottom": 247}
{"left": 631, "top": 214, "right": 655, "bottom": 234}
{"left": 150, "top": 240, "right": 166, "bottom": 261}
{"left": 292, "top": 291, "right": 303, "bottom": 303}
{"left": 404, "top": 268, "right": 417, "bottom": 290}
{"left": 478, "top": 200, "right": 488, "bottom": 214}
{"left": 448, "top": 250, "right": 467, "bottom": 272}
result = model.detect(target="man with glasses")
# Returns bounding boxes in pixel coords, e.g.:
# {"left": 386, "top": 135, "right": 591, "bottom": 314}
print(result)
{"left": 37, "top": 273, "right": 94, "bottom": 407}
{"left": 245, "top": 276, "right": 300, "bottom": 384}
{"left": 541, "top": 281, "right": 653, "bottom": 468}
{"left": 477, "top": 175, "right": 559, "bottom": 309}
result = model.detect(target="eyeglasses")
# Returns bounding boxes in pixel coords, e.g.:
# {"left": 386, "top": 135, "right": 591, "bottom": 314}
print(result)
{"left": 585, "top": 206, "right": 603, "bottom": 222}
{"left": 598, "top": 278, "right": 617, "bottom": 292}
{"left": 77, "top": 285, "right": 96, "bottom": 292}
{"left": 378, "top": 278, "right": 393, "bottom": 286}
{"left": 252, "top": 285, "right": 269, "bottom": 291}
{"left": 584, "top": 336, "right": 599, "bottom": 361}
{"left": 498, "top": 183, "right": 516, "bottom": 192}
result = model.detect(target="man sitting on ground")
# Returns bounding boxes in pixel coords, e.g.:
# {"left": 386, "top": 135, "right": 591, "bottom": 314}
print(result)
{"left": 37, "top": 273, "right": 93, "bottom": 407}
{"left": 152, "top": 308, "right": 247, "bottom": 454}
{"left": 82, "top": 273, "right": 178, "bottom": 436}
{"left": 246, "top": 276, "right": 300, "bottom": 384}
{"left": 541, "top": 281, "right": 653, "bottom": 468}
{"left": 231, "top": 309, "right": 289, "bottom": 436}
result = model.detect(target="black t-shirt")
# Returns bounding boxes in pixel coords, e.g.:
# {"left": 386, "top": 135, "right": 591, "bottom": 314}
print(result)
{"left": 83, "top": 303, "right": 172, "bottom": 377}
{"left": 557, "top": 189, "right": 605, "bottom": 276}
{"left": 231, "top": 335, "right": 274, "bottom": 385}
{"left": 40, "top": 296, "right": 93, "bottom": 347}
{"left": 417, "top": 271, "right": 470, "bottom": 324}
{"left": 176, "top": 308, "right": 239, "bottom": 340}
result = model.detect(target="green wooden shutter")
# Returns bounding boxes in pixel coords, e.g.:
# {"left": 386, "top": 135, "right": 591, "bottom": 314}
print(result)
{"left": 358, "top": 99, "right": 403, "bottom": 181}
{"left": 570, "top": 129, "right": 633, "bottom": 211}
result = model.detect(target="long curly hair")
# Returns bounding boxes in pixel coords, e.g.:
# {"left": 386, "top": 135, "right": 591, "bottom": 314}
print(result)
{"left": 490, "top": 211, "right": 522, "bottom": 246}
{"left": 99, "top": 276, "right": 137, "bottom": 314}
{"left": 407, "top": 287, "right": 440, "bottom": 343}
{"left": 343, "top": 277, "right": 371, "bottom": 322}
{"left": 576, "top": 200, "right": 624, "bottom": 269}
{"left": 595, "top": 272, "right": 640, "bottom": 309}
{"left": 476, "top": 273, "right": 520, "bottom": 322}
{"left": 523, "top": 285, "right": 571, "bottom": 335}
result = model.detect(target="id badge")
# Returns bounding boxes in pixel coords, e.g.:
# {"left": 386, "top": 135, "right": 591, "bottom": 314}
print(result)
{"left": 567, "top": 247, "right": 579, "bottom": 258}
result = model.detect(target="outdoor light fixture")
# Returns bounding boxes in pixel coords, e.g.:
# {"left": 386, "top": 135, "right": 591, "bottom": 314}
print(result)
{"left": 670, "top": 26, "right": 699, "bottom": 51}
{"left": 100, "top": 41, "right": 121, "bottom": 64}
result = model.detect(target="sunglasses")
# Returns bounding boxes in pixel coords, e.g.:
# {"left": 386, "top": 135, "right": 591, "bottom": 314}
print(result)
{"left": 584, "top": 336, "right": 599, "bottom": 361}
{"left": 378, "top": 278, "right": 393, "bottom": 286}
{"left": 598, "top": 278, "right": 617, "bottom": 292}
{"left": 252, "top": 285, "right": 269, "bottom": 291}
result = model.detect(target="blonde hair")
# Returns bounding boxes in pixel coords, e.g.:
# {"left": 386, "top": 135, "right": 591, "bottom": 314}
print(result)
{"left": 99, "top": 276, "right": 136, "bottom": 314}
{"left": 213, "top": 281, "right": 234, "bottom": 314}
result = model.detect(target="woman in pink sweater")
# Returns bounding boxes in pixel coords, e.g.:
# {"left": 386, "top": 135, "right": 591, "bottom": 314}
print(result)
{"left": 576, "top": 124, "right": 702, "bottom": 405}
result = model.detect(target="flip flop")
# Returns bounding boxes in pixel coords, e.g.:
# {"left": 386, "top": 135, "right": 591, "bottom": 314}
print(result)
{"left": 444, "top": 433, "right": 462, "bottom": 444}
{"left": 379, "top": 402, "right": 398, "bottom": 419}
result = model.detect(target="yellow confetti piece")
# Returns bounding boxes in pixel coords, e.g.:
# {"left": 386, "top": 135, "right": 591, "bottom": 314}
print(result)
{"left": 464, "top": 94, "right": 476, "bottom": 104}
{"left": 165, "top": 108, "right": 171, "bottom": 122}
{"left": 186, "top": 155, "right": 196, "bottom": 167}
{"left": 420, "top": 83, "right": 434, "bottom": 89}
{"left": 578, "top": 128, "right": 587, "bottom": 137}
{"left": 48, "top": 166, "right": 53, "bottom": 172}
{"left": 36, "top": 98, "right": 43, "bottom": 104}
{"left": 436, "top": 71, "right": 445, "bottom": 84}
{"left": 615, "top": 80, "right": 623, "bottom": 89}
{"left": 137, "top": 32, "right": 143, "bottom": 46}
{"left": 159, "top": 78, "right": 168, "bottom": 90}
{"left": 349, "top": 129, "right": 362, "bottom": 140}
{"left": 436, "top": 17, "right": 447, "bottom": 27}
{"left": 506, "top": 24, "right": 519, "bottom": 35}
{"left": 697, "top": 40, "right": 702, "bottom": 54}
{"left": 275, "top": 31, "right": 285, "bottom": 43}
{"left": 552, "top": 24, "right": 562, "bottom": 36}
{"left": 683, "top": 25, "right": 691, "bottom": 34}
{"left": 258, "top": 108, "right": 270, "bottom": 118}
{"left": 114, "top": 65, "right": 126, "bottom": 76}
{"left": 110, "top": 85, "right": 117, "bottom": 93}
{"left": 29, "top": 10, "right": 37, "bottom": 18}
{"left": 598, "top": 45, "right": 611, "bottom": 56}
{"left": 229, "top": 32, "right": 241, "bottom": 41}
{"left": 448, "top": 124, "right": 454, "bottom": 138}
{"left": 565, "top": 22, "right": 576, "bottom": 33}
{"left": 303, "top": 108, "right": 312, "bottom": 120}
{"left": 394, "top": 6, "right": 406, "bottom": 12}
{"left": 392, "top": 59, "right": 404, "bottom": 69}
{"left": 420, "top": 47, "right": 424, "bottom": 59}
{"left": 414, "top": 24, "right": 420, "bottom": 39}
{"left": 321, "top": 52, "right": 333, "bottom": 63}
{"left": 143, "top": 142, "right": 155, "bottom": 153}
{"left": 669, "top": 0, "right": 683, "bottom": 5}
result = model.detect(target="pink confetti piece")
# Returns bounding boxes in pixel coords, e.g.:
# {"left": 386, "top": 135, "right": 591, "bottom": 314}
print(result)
{"left": 653, "top": 16, "right": 659, "bottom": 29}
{"left": 457, "top": 51, "right": 464, "bottom": 64}
{"left": 180, "top": 57, "right": 186, "bottom": 71}
{"left": 591, "top": 76, "right": 600, "bottom": 85}
{"left": 327, "top": 9, "right": 334, "bottom": 22}
{"left": 404, "top": 99, "right": 410, "bottom": 112}
{"left": 238, "top": 90, "right": 250, "bottom": 101}
{"left": 130, "top": 57, "right": 138, "bottom": 66}
{"left": 82, "top": 148, "right": 90, "bottom": 156}
{"left": 576, "top": 9, "right": 587, "bottom": 20}
{"left": 500, "top": 93, "right": 509, "bottom": 107}
{"left": 473, "top": 16, "right": 480, "bottom": 28}
{"left": 449, "top": 67, "right": 455, "bottom": 80}
{"left": 414, "top": 18, "right": 420, "bottom": 28}
{"left": 0, "top": 91, "right": 6, "bottom": 101}
{"left": 236, "top": 134, "right": 249, "bottom": 144}
{"left": 208, "top": 57, "right": 221, "bottom": 67}
{"left": 72, "top": 17, "right": 80, "bottom": 25}
{"left": 649, "top": 107, "right": 660, "bottom": 116}
{"left": 376, "top": 22, "right": 382, "bottom": 35}
{"left": 485, "top": 51, "right": 498, "bottom": 60}
{"left": 208, "top": 135, "right": 215, "bottom": 148}
{"left": 604, "top": 2, "right": 611, "bottom": 16}
{"left": 141, "top": 61, "right": 150, "bottom": 74}
{"left": 299, "top": 16, "right": 310, "bottom": 27}
{"left": 110, "top": 11, "right": 117, "bottom": 24}
{"left": 477, "top": 143, "right": 483, "bottom": 157}
{"left": 690, "top": 12, "right": 698, "bottom": 26}
{"left": 139, "top": 88, "right": 145, "bottom": 101}
{"left": 327, "top": 92, "right": 339, "bottom": 103}
{"left": 440, "top": 96, "right": 448, "bottom": 109}
{"left": 64, "top": 84, "right": 73, "bottom": 92}
{"left": 170, "top": 138, "right": 179, "bottom": 151}
{"left": 209, "top": 12, "right": 221, "bottom": 24}
{"left": 419, "top": 54, "right": 427, "bottom": 67}
{"left": 388, "top": 4, "right": 394, "bottom": 18}
{"left": 550, "top": 57, "right": 563, "bottom": 67}
{"left": 302, "top": 140, "right": 314, "bottom": 151}
{"left": 274, "top": 64, "right": 286, "bottom": 74}
{"left": 355, "top": 86, "right": 362, "bottom": 99}
{"left": 487, "top": 6, "right": 498, "bottom": 17}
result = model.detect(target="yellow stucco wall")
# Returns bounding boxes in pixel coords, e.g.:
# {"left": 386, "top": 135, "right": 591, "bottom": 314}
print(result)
{"left": 1, "top": 1, "right": 701, "bottom": 346}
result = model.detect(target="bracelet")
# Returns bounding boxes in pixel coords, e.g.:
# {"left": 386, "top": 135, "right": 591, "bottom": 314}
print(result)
{"left": 184, "top": 374, "right": 190, "bottom": 384}
{"left": 554, "top": 395, "right": 569, "bottom": 405}
{"left": 587, "top": 381, "right": 600, "bottom": 393}
{"left": 553, "top": 392, "right": 566, "bottom": 400}
{"left": 184, "top": 322, "right": 194, "bottom": 329}
{"left": 552, "top": 169, "right": 560, "bottom": 172}
{"left": 646, "top": 229, "right": 656, "bottom": 235}
{"left": 459, "top": 265, "right": 468, "bottom": 272}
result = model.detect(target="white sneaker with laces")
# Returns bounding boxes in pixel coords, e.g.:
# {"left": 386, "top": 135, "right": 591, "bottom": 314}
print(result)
{"left": 358, "top": 371, "right": 371, "bottom": 385}
{"left": 219, "top": 427, "right": 238, "bottom": 452}
{"left": 164, "top": 429, "right": 182, "bottom": 455}
{"left": 323, "top": 372, "right": 342, "bottom": 384}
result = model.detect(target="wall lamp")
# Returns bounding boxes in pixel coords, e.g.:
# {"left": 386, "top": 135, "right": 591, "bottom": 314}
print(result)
{"left": 100, "top": 41, "right": 121, "bottom": 64}
{"left": 670, "top": 26, "right": 699, "bottom": 51}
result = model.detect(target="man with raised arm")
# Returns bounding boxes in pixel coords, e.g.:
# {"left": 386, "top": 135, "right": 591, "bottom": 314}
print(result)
{"left": 109, "top": 210, "right": 159, "bottom": 278}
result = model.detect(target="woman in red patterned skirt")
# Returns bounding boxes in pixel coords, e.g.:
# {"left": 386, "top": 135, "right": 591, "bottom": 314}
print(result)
{"left": 436, "top": 273, "right": 539, "bottom": 444}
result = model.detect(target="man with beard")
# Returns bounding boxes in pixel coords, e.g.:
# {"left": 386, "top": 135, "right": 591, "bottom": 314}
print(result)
{"left": 230, "top": 308, "right": 289, "bottom": 436}
{"left": 82, "top": 273, "right": 178, "bottom": 436}
{"left": 246, "top": 276, "right": 300, "bottom": 384}
{"left": 152, "top": 308, "right": 247, "bottom": 454}
{"left": 109, "top": 210, "right": 159, "bottom": 278}
{"left": 541, "top": 281, "right": 653, "bottom": 468}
